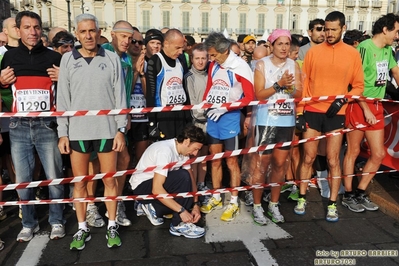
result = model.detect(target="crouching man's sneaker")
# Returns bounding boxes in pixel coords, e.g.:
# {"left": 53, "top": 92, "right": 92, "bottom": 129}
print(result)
{"left": 169, "top": 223, "right": 205, "bottom": 238}
{"left": 50, "top": 224, "right": 65, "bottom": 240}
{"left": 16, "top": 224, "right": 40, "bottom": 242}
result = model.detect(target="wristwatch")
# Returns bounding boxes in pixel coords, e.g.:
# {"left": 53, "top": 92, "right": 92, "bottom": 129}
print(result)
{"left": 272, "top": 82, "right": 281, "bottom": 92}
{"left": 178, "top": 206, "right": 185, "bottom": 214}
{"left": 118, "top": 127, "right": 127, "bottom": 135}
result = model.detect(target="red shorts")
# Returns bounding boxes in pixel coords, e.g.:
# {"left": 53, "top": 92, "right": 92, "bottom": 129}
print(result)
{"left": 345, "top": 101, "right": 384, "bottom": 131}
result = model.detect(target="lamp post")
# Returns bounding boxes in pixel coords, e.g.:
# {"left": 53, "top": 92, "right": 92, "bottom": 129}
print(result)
{"left": 66, "top": 0, "right": 71, "bottom": 32}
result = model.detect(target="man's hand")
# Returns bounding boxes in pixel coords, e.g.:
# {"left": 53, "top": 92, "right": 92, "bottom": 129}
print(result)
{"left": 0, "top": 66, "right": 16, "bottom": 86}
{"left": 205, "top": 107, "right": 228, "bottom": 122}
{"left": 112, "top": 132, "right": 126, "bottom": 152}
{"left": 191, "top": 205, "right": 201, "bottom": 223}
{"left": 47, "top": 65, "right": 59, "bottom": 82}
{"left": 58, "top": 136, "right": 70, "bottom": 154}
{"left": 179, "top": 209, "right": 193, "bottom": 223}
{"left": 364, "top": 108, "right": 377, "bottom": 125}
{"left": 295, "top": 115, "right": 307, "bottom": 132}
{"left": 326, "top": 98, "right": 348, "bottom": 118}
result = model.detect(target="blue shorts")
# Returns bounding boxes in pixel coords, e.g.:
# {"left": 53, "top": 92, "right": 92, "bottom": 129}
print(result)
{"left": 206, "top": 110, "right": 240, "bottom": 140}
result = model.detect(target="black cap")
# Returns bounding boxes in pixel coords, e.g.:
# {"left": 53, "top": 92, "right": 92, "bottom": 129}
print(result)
{"left": 144, "top": 29, "right": 164, "bottom": 45}
{"left": 237, "top": 34, "right": 246, "bottom": 43}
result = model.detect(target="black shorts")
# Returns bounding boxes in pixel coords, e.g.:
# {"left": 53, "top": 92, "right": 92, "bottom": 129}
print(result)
{"left": 255, "top": 126, "right": 294, "bottom": 155}
{"left": 70, "top": 139, "right": 114, "bottom": 153}
{"left": 207, "top": 134, "right": 239, "bottom": 151}
{"left": 0, "top": 132, "right": 11, "bottom": 156}
{"left": 304, "top": 111, "right": 345, "bottom": 133}
{"left": 129, "top": 122, "right": 149, "bottom": 142}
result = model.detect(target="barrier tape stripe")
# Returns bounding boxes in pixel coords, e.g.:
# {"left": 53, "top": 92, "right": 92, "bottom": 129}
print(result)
{"left": 2, "top": 108, "right": 399, "bottom": 192}
{"left": 0, "top": 95, "right": 398, "bottom": 117}
{"left": 1, "top": 169, "right": 398, "bottom": 206}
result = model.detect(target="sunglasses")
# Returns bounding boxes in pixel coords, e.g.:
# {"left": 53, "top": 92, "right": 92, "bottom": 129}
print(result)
{"left": 312, "top": 26, "right": 325, "bottom": 32}
{"left": 131, "top": 39, "right": 144, "bottom": 45}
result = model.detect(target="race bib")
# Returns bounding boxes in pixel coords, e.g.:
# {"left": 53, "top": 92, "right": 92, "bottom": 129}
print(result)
{"left": 206, "top": 79, "right": 230, "bottom": 104}
{"left": 16, "top": 89, "right": 50, "bottom": 112}
{"left": 268, "top": 101, "right": 293, "bottom": 116}
{"left": 165, "top": 77, "right": 186, "bottom": 105}
{"left": 130, "top": 94, "right": 146, "bottom": 109}
{"left": 375, "top": 60, "right": 388, "bottom": 87}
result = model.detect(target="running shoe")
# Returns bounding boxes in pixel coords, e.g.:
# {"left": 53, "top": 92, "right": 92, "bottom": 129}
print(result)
{"left": 356, "top": 194, "right": 379, "bottom": 211}
{"left": 169, "top": 222, "right": 205, "bottom": 238}
{"left": 0, "top": 206, "right": 7, "bottom": 221}
{"left": 294, "top": 198, "right": 306, "bottom": 215}
{"left": 287, "top": 185, "right": 299, "bottom": 201}
{"left": 252, "top": 205, "right": 268, "bottom": 225}
{"left": 116, "top": 201, "right": 131, "bottom": 226}
{"left": 0, "top": 238, "right": 4, "bottom": 251}
{"left": 280, "top": 184, "right": 293, "bottom": 193}
{"left": 50, "top": 224, "right": 65, "bottom": 240}
{"left": 244, "top": 191, "right": 254, "bottom": 206}
{"left": 342, "top": 194, "right": 365, "bottom": 213}
{"left": 197, "top": 184, "right": 212, "bottom": 204}
{"left": 134, "top": 201, "right": 146, "bottom": 216}
{"left": 326, "top": 203, "right": 339, "bottom": 222}
{"left": 200, "top": 196, "right": 223, "bottom": 214}
{"left": 220, "top": 203, "right": 239, "bottom": 222}
{"left": 106, "top": 225, "right": 122, "bottom": 248}
{"left": 16, "top": 224, "right": 39, "bottom": 242}
{"left": 70, "top": 228, "right": 91, "bottom": 250}
{"left": 141, "top": 203, "right": 164, "bottom": 226}
{"left": 263, "top": 192, "right": 271, "bottom": 202}
{"left": 268, "top": 203, "right": 285, "bottom": 223}
{"left": 86, "top": 204, "right": 105, "bottom": 228}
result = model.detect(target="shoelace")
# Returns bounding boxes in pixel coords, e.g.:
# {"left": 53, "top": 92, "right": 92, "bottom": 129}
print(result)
{"left": 73, "top": 229, "right": 85, "bottom": 240}
{"left": 108, "top": 226, "right": 119, "bottom": 238}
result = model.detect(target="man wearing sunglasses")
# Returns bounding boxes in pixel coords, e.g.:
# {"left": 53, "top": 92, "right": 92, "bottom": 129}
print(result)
{"left": 102, "top": 20, "right": 134, "bottom": 228}
{"left": 52, "top": 31, "right": 74, "bottom": 55}
{"left": 298, "top": 18, "right": 325, "bottom": 61}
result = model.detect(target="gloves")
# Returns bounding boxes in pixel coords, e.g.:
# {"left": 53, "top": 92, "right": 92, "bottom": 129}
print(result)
{"left": 326, "top": 98, "right": 348, "bottom": 118}
{"left": 295, "top": 115, "right": 307, "bottom": 132}
{"left": 205, "top": 107, "right": 228, "bottom": 122}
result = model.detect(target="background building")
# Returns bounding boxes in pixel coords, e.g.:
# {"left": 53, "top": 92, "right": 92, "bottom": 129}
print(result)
{"left": 3, "top": 0, "right": 390, "bottom": 40}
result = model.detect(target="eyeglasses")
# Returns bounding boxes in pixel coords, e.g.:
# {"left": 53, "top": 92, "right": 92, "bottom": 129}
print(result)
{"left": 131, "top": 39, "right": 144, "bottom": 45}
{"left": 312, "top": 26, "right": 325, "bottom": 32}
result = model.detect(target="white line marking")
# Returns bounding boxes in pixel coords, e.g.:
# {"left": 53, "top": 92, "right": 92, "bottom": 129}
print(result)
{"left": 16, "top": 232, "right": 49, "bottom": 266}
{"left": 205, "top": 199, "right": 291, "bottom": 265}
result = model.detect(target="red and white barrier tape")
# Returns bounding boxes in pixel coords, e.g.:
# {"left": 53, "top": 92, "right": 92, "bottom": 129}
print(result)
{"left": 2, "top": 108, "right": 398, "bottom": 193}
{"left": 0, "top": 95, "right": 397, "bottom": 117}
{"left": 1, "top": 169, "right": 398, "bottom": 206}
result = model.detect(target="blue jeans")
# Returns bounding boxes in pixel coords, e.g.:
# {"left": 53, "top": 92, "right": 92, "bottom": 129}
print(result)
{"left": 10, "top": 117, "right": 65, "bottom": 228}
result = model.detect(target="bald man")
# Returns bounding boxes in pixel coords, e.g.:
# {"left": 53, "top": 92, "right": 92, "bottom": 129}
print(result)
{"left": 102, "top": 20, "right": 134, "bottom": 227}
{"left": 48, "top": 27, "right": 67, "bottom": 46}
{"left": 146, "top": 28, "right": 190, "bottom": 141}
{"left": 1, "top": 17, "right": 19, "bottom": 51}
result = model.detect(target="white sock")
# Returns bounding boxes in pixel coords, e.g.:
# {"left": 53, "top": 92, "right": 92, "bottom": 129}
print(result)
{"left": 230, "top": 195, "right": 238, "bottom": 204}
{"left": 108, "top": 220, "right": 116, "bottom": 229}
{"left": 213, "top": 193, "right": 221, "bottom": 201}
{"left": 269, "top": 201, "right": 278, "bottom": 206}
{"left": 78, "top": 222, "right": 88, "bottom": 231}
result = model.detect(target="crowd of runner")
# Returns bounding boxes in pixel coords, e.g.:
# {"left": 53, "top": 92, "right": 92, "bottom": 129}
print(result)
{"left": 0, "top": 9, "right": 398, "bottom": 252}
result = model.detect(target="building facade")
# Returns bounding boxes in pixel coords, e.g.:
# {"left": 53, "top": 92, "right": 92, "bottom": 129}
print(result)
{"left": 4, "top": 0, "right": 390, "bottom": 40}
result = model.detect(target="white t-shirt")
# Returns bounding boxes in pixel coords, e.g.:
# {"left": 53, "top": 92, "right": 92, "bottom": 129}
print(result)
{"left": 129, "top": 138, "right": 191, "bottom": 190}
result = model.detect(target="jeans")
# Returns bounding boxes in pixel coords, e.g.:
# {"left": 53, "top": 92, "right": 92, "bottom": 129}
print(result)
{"left": 133, "top": 169, "right": 193, "bottom": 226}
{"left": 10, "top": 117, "right": 65, "bottom": 228}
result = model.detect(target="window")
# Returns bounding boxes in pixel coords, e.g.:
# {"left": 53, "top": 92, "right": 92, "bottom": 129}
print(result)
{"left": 258, "top": 14, "right": 265, "bottom": 31}
{"left": 358, "top": 21, "right": 364, "bottom": 31}
{"left": 115, "top": 8, "right": 124, "bottom": 21}
{"left": 163, "top": 11, "right": 170, "bottom": 28}
{"left": 182, "top": 11, "right": 190, "bottom": 31}
{"left": 276, "top": 14, "right": 283, "bottom": 29}
{"left": 143, "top": 10, "right": 150, "bottom": 30}
{"left": 239, "top": 13, "right": 246, "bottom": 33}
{"left": 94, "top": 7, "right": 103, "bottom": 22}
{"left": 221, "top": 13, "right": 228, "bottom": 30}
{"left": 73, "top": 6, "right": 81, "bottom": 17}
{"left": 202, "top": 12, "right": 209, "bottom": 31}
